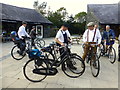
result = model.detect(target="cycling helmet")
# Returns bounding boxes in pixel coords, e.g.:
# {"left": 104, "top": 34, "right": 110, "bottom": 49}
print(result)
{"left": 11, "top": 31, "right": 17, "bottom": 36}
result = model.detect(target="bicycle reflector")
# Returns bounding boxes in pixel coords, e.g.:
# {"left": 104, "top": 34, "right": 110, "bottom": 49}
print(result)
{"left": 28, "top": 49, "right": 42, "bottom": 59}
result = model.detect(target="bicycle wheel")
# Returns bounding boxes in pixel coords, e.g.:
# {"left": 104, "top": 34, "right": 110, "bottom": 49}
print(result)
{"left": 62, "top": 56, "right": 85, "bottom": 78}
{"left": 69, "top": 54, "right": 85, "bottom": 74}
{"left": 90, "top": 55, "right": 100, "bottom": 77}
{"left": 97, "top": 46, "right": 102, "bottom": 59}
{"left": 108, "top": 47, "right": 116, "bottom": 64}
{"left": 11, "top": 45, "right": 25, "bottom": 60}
{"left": 23, "top": 58, "right": 48, "bottom": 82}
{"left": 36, "top": 39, "right": 45, "bottom": 48}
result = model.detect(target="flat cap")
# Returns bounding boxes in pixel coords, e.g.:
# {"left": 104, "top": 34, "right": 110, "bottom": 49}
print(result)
{"left": 87, "top": 22, "right": 95, "bottom": 27}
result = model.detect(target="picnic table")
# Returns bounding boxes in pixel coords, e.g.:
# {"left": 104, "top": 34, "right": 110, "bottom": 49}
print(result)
{"left": 72, "top": 35, "right": 82, "bottom": 44}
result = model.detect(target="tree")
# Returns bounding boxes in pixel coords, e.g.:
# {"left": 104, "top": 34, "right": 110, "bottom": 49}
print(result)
{"left": 33, "top": 1, "right": 47, "bottom": 16}
{"left": 47, "top": 7, "right": 68, "bottom": 28}
{"left": 74, "top": 12, "right": 87, "bottom": 23}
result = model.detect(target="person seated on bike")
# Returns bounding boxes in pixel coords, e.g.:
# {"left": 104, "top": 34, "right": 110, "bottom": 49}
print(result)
{"left": 30, "top": 26, "right": 37, "bottom": 48}
{"left": 82, "top": 22, "right": 102, "bottom": 61}
{"left": 55, "top": 23, "right": 76, "bottom": 70}
{"left": 102, "top": 25, "right": 115, "bottom": 55}
{"left": 17, "top": 21, "right": 30, "bottom": 55}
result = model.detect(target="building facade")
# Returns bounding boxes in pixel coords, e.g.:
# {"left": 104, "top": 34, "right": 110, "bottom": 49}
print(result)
{"left": 0, "top": 3, "right": 53, "bottom": 39}
{"left": 87, "top": 3, "right": 120, "bottom": 37}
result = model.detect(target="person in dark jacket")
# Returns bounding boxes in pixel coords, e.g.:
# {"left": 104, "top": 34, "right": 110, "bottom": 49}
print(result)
{"left": 102, "top": 25, "right": 115, "bottom": 53}
{"left": 30, "top": 26, "right": 37, "bottom": 47}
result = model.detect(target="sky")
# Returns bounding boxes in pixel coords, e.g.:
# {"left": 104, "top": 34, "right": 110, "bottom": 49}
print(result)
{"left": 0, "top": 0, "right": 119, "bottom": 16}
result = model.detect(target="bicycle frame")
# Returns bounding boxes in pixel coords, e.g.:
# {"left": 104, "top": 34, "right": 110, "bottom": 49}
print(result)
{"left": 87, "top": 44, "right": 97, "bottom": 62}
{"left": 45, "top": 45, "right": 71, "bottom": 68}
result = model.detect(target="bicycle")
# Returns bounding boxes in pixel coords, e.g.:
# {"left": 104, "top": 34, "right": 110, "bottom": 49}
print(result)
{"left": 85, "top": 42, "right": 100, "bottom": 77}
{"left": 97, "top": 39, "right": 116, "bottom": 64}
{"left": 42, "top": 42, "right": 85, "bottom": 73}
{"left": 11, "top": 37, "right": 32, "bottom": 60}
{"left": 34, "top": 36, "right": 45, "bottom": 48}
{"left": 23, "top": 43, "right": 85, "bottom": 82}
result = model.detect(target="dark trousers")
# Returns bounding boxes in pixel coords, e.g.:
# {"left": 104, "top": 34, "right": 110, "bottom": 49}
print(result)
{"left": 18, "top": 39, "right": 26, "bottom": 54}
{"left": 31, "top": 38, "right": 35, "bottom": 46}
{"left": 59, "top": 47, "right": 73, "bottom": 66}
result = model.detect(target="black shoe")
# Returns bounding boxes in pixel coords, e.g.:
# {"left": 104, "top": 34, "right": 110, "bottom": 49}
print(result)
{"left": 17, "top": 50, "right": 23, "bottom": 56}
{"left": 68, "top": 65, "right": 77, "bottom": 70}
{"left": 93, "top": 62, "right": 98, "bottom": 69}
{"left": 17, "top": 50, "right": 20, "bottom": 54}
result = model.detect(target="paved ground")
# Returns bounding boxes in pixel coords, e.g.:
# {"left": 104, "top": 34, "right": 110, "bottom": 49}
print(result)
{"left": 0, "top": 38, "right": 119, "bottom": 89}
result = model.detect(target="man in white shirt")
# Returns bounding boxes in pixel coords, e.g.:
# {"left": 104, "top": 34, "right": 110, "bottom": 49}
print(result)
{"left": 18, "top": 21, "right": 30, "bottom": 42}
{"left": 55, "top": 27, "right": 71, "bottom": 46}
{"left": 17, "top": 21, "right": 30, "bottom": 55}
{"left": 55, "top": 24, "right": 76, "bottom": 70}
{"left": 82, "top": 22, "right": 102, "bottom": 61}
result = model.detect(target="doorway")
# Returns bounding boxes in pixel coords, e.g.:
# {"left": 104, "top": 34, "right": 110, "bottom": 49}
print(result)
{"left": 36, "top": 25, "right": 43, "bottom": 38}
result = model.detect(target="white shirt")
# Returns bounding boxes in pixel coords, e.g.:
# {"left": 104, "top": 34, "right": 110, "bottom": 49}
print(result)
{"left": 55, "top": 29, "right": 71, "bottom": 43}
{"left": 118, "top": 34, "right": 120, "bottom": 45}
{"left": 18, "top": 25, "right": 29, "bottom": 39}
{"left": 83, "top": 29, "right": 102, "bottom": 44}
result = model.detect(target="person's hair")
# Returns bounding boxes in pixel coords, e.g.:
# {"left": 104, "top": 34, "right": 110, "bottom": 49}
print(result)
{"left": 32, "top": 26, "right": 35, "bottom": 29}
{"left": 62, "top": 23, "right": 69, "bottom": 28}
{"left": 22, "top": 21, "right": 27, "bottom": 24}
{"left": 106, "top": 25, "right": 110, "bottom": 27}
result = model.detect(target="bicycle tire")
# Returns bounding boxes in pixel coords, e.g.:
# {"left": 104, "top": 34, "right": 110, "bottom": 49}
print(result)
{"left": 108, "top": 47, "right": 116, "bottom": 64}
{"left": 11, "top": 45, "right": 25, "bottom": 60}
{"left": 23, "top": 58, "right": 48, "bottom": 82}
{"left": 62, "top": 56, "right": 85, "bottom": 78}
{"left": 90, "top": 55, "right": 100, "bottom": 77}
{"left": 70, "top": 53, "right": 85, "bottom": 74}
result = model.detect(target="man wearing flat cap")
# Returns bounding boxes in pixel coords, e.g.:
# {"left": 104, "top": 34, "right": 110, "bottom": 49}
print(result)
{"left": 82, "top": 22, "right": 102, "bottom": 61}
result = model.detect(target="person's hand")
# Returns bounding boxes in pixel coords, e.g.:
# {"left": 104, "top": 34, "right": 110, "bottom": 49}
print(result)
{"left": 104, "top": 40, "right": 106, "bottom": 42}
{"left": 61, "top": 43, "right": 64, "bottom": 46}
{"left": 97, "top": 44, "right": 101, "bottom": 47}
{"left": 84, "top": 42, "right": 88, "bottom": 45}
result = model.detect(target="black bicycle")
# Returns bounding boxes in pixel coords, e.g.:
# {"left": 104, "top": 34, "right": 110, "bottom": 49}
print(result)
{"left": 97, "top": 39, "right": 116, "bottom": 64}
{"left": 11, "top": 37, "right": 32, "bottom": 60}
{"left": 85, "top": 42, "right": 100, "bottom": 77}
{"left": 23, "top": 43, "right": 85, "bottom": 82}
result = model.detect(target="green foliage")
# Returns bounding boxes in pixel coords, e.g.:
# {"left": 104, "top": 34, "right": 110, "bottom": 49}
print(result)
{"left": 33, "top": 1, "right": 87, "bottom": 35}
{"left": 74, "top": 12, "right": 87, "bottom": 23}
{"left": 47, "top": 7, "right": 68, "bottom": 28}
{"left": 33, "top": 1, "right": 47, "bottom": 16}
